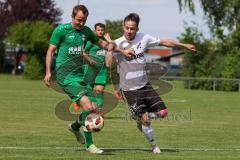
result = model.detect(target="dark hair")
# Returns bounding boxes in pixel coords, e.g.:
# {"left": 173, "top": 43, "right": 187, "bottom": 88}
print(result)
{"left": 94, "top": 23, "right": 105, "bottom": 30}
{"left": 123, "top": 13, "right": 140, "bottom": 27}
{"left": 72, "top": 5, "right": 89, "bottom": 18}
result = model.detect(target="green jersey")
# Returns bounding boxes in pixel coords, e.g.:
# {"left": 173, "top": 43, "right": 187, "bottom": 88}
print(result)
{"left": 84, "top": 39, "right": 108, "bottom": 85}
{"left": 50, "top": 23, "right": 99, "bottom": 68}
{"left": 50, "top": 23, "right": 99, "bottom": 84}
{"left": 84, "top": 39, "right": 106, "bottom": 62}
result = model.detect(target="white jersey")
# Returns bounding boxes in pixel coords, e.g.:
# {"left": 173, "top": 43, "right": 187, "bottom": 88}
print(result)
{"left": 114, "top": 33, "right": 161, "bottom": 91}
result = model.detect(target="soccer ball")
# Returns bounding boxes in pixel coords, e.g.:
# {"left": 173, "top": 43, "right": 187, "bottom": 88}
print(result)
{"left": 85, "top": 113, "right": 104, "bottom": 132}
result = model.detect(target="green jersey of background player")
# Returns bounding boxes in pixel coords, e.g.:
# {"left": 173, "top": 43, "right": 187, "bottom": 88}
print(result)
{"left": 83, "top": 23, "right": 111, "bottom": 110}
{"left": 44, "top": 5, "right": 115, "bottom": 154}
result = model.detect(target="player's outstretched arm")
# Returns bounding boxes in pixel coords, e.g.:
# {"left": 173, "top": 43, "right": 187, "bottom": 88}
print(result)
{"left": 83, "top": 51, "right": 97, "bottom": 65}
{"left": 44, "top": 44, "right": 56, "bottom": 88}
{"left": 160, "top": 39, "right": 196, "bottom": 52}
{"left": 105, "top": 51, "right": 113, "bottom": 68}
{"left": 97, "top": 39, "right": 113, "bottom": 50}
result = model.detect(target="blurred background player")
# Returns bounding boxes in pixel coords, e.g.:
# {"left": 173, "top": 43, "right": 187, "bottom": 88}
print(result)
{"left": 110, "top": 13, "right": 196, "bottom": 154}
{"left": 83, "top": 23, "right": 111, "bottom": 111}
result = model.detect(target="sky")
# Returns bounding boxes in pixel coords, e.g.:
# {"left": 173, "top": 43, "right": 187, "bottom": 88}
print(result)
{"left": 55, "top": 0, "right": 209, "bottom": 39}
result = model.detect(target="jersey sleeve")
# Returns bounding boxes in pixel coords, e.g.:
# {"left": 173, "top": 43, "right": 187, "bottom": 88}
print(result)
{"left": 145, "top": 34, "right": 161, "bottom": 48}
{"left": 50, "top": 25, "right": 64, "bottom": 47}
{"left": 84, "top": 41, "right": 93, "bottom": 52}
{"left": 86, "top": 27, "right": 99, "bottom": 44}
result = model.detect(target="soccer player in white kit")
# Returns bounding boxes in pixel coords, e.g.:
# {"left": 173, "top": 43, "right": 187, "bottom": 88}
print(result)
{"left": 109, "top": 13, "right": 196, "bottom": 154}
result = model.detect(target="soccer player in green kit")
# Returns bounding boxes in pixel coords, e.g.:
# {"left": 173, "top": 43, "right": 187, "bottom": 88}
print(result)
{"left": 83, "top": 23, "right": 111, "bottom": 110}
{"left": 69, "top": 23, "right": 112, "bottom": 154}
{"left": 43, "top": 5, "right": 127, "bottom": 154}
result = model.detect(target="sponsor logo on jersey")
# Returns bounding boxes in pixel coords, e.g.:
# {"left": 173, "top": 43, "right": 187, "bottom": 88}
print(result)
{"left": 136, "top": 42, "right": 141, "bottom": 49}
{"left": 96, "top": 49, "right": 106, "bottom": 56}
{"left": 125, "top": 52, "right": 144, "bottom": 61}
{"left": 68, "top": 46, "right": 83, "bottom": 55}
{"left": 68, "top": 35, "right": 75, "bottom": 38}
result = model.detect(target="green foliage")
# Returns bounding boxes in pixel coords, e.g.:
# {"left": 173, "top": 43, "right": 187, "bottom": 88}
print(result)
{"left": 104, "top": 19, "right": 122, "bottom": 85}
{"left": 177, "top": 0, "right": 195, "bottom": 14}
{"left": 178, "top": 26, "right": 220, "bottom": 77}
{"left": 105, "top": 20, "right": 123, "bottom": 40}
{"left": 177, "top": 0, "right": 240, "bottom": 38}
{"left": 7, "top": 21, "right": 54, "bottom": 58}
{"left": 23, "top": 55, "right": 44, "bottom": 80}
{"left": 178, "top": 24, "right": 240, "bottom": 91}
{"left": 216, "top": 26, "right": 240, "bottom": 91}
{"left": 177, "top": 1, "right": 240, "bottom": 92}
{"left": 0, "top": 0, "right": 61, "bottom": 40}
{"left": 6, "top": 21, "right": 54, "bottom": 79}
{"left": 7, "top": 21, "right": 31, "bottom": 48}
{"left": 218, "top": 47, "right": 240, "bottom": 91}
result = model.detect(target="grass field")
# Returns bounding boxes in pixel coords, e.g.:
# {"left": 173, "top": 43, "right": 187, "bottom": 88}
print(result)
{"left": 0, "top": 75, "right": 240, "bottom": 160}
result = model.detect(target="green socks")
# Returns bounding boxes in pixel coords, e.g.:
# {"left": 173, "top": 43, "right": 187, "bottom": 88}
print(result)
{"left": 96, "top": 91, "right": 104, "bottom": 109}
{"left": 71, "top": 121, "right": 81, "bottom": 131}
{"left": 84, "top": 131, "right": 93, "bottom": 148}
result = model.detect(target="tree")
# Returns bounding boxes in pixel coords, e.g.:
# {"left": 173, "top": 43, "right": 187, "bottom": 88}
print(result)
{"left": 177, "top": 0, "right": 240, "bottom": 39}
{"left": 6, "top": 21, "right": 54, "bottom": 75}
{"left": 104, "top": 19, "right": 123, "bottom": 84}
{"left": 178, "top": 0, "right": 240, "bottom": 91}
{"left": 178, "top": 25, "right": 224, "bottom": 90}
{"left": 0, "top": 0, "right": 62, "bottom": 40}
{"left": 23, "top": 55, "right": 44, "bottom": 80}
{"left": 105, "top": 20, "right": 123, "bottom": 40}
{"left": 218, "top": 26, "right": 240, "bottom": 91}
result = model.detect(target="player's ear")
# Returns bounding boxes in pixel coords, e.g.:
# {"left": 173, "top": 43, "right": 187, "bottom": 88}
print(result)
{"left": 136, "top": 27, "right": 139, "bottom": 32}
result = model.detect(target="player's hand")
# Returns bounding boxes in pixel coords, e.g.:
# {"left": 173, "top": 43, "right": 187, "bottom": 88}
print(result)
{"left": 122, "top": 48, "right": 135, "bottom": 57}
{"left": 87, "top": 58, "right": 97, "bottom": 65}
{"left": 104, "top": 33, "right": 112, "bottom": 42}
{"left": 184, "top": 44, "right": 197, "bottom": 52}
{"left": 114, "top": 90, "right": 123, "bottom": 101}
{"left": 106, "top": 42, "right": 115, "bottom": 52}
{"left": 83, "top": 52, "right": 97, "bottom": 65}
{"left": 44, "top": 73, "right": 51, "bottom": 88}
{"left": 105, "top": 51, "right": 113, "bottom": 68}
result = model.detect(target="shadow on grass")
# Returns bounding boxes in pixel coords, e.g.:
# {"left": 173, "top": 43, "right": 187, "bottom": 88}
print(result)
{"left": 100, "top": 148, "right": 179, "bottom": 154}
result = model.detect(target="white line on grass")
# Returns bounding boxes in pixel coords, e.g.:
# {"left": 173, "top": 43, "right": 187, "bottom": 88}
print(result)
{"left": 0, "top": 147, "right": 239, "bottom": 152}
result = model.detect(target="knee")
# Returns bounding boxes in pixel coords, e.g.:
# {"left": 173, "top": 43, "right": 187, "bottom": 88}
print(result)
{"left": 141, "top": 112, "right": 151, "bottom": 126}
{"left": 77, "top": 98, "right": 94, "bottom": 111}
{"left": 156, "top": 108, "right": 168, "bottom": 118}
{"left": 81, "top": 104, "right": 94, "bottom": 111}
{"left": 94, "top": 88, "right": 104, "bottom": 94}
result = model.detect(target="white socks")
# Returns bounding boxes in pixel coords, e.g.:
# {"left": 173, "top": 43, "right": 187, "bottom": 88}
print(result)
{"left": 141, "top": 125, "right": 156, "bottom": 147}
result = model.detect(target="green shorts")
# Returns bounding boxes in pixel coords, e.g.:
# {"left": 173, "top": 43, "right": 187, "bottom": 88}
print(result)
{"left": 83, "top": 54, "right": 107, "bottom": 85}
{"left": 58, "top": 81, "right": 96, "bottom": 102}
{"left": 56, "top": 60, "right": 97, "bottom": 103}
{"left": 95, "top": 65, "right": 107, "bottom": 85}
{"left": 56, "top": 71, "right": 96, "bottom": 103}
